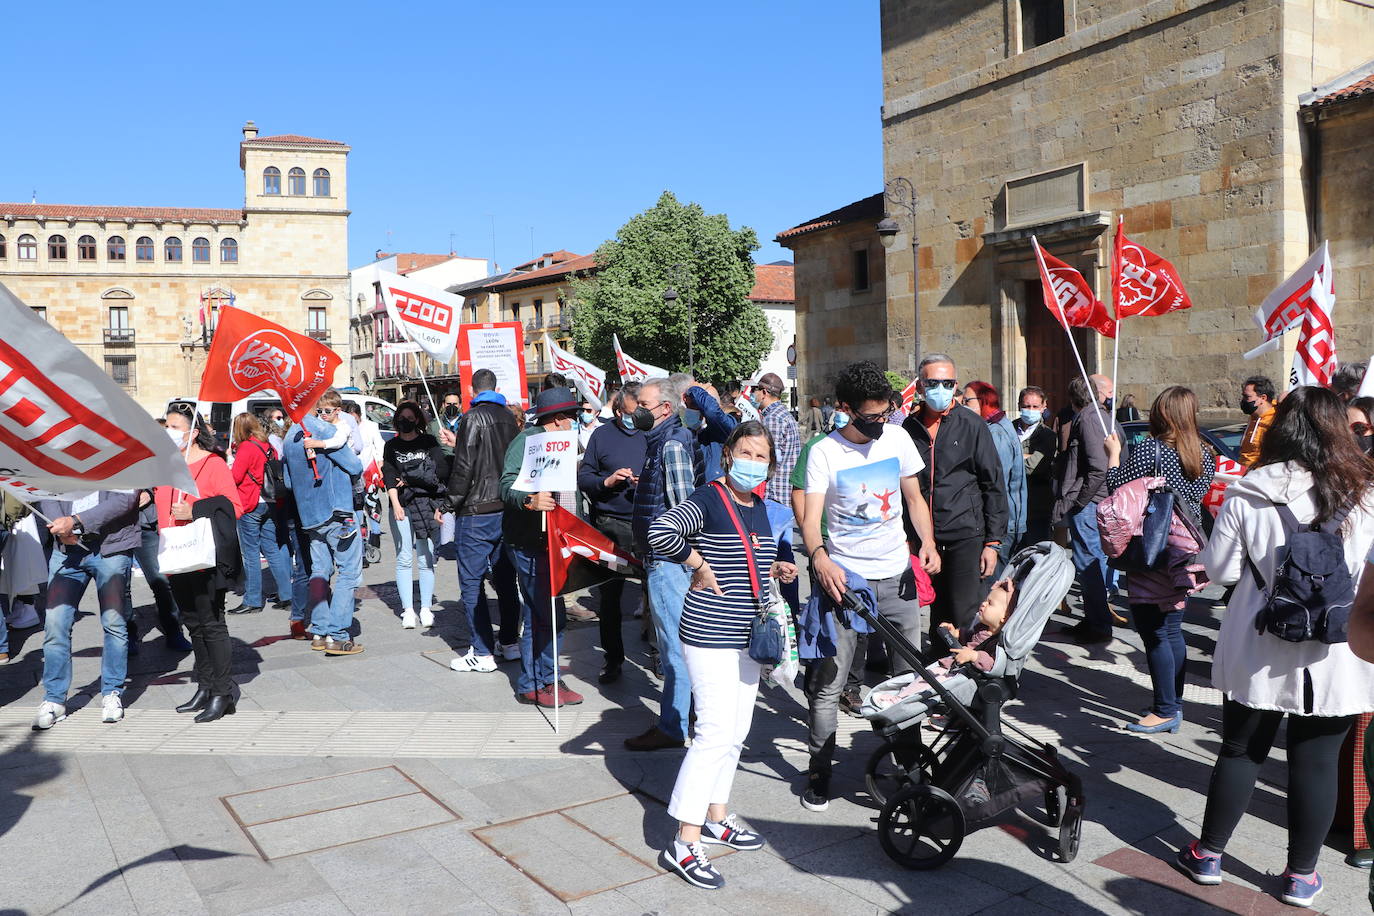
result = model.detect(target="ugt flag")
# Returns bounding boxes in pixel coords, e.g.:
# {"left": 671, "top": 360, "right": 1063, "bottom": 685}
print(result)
{"left": 375, "top": 269, "right": 462, "bottom": 363}
{"left": 1031, "top": 237, "right": 1115, "bottom": 338}
{"left": 1112, "top": 224, "right": 1192, "bottom": 318}
{"left": 0, "top": 281, "right": 198, "bottom": 496}
{"left": 613, "top": 334, "right": 668, "bottom": 382}
{"left": 201, "top": 306, "right": 342, "bottom": 423}
{"left": 546, "top": 505, "right": 641, "bottom": 595}
{"left": 545, "top": 334, "right": 607, "bottom": 410}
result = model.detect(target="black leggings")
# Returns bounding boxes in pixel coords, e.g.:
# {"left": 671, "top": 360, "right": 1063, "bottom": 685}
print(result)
{"left": 170, "top": 571, "right": 232, "bottom": 696}
{"left": 1199, "top": 699, "right": 1354, "bottom": 873}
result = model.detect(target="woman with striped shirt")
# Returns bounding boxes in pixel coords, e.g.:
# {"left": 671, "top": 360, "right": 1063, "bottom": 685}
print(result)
{"left": 647, "top": 421, "right": 798, "bottom": 890}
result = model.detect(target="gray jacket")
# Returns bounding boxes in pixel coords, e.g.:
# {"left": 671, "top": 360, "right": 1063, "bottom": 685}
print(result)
{"left": 37, "top": 491, "right": 140, "bottom": 557}
{"left": 1052, "top": 404, "right": 1123, "bottom": 525}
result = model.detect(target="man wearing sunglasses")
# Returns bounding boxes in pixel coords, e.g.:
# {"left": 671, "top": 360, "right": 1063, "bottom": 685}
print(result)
{"left": 902, "top": 354, "right": 1009, "bottom": 649}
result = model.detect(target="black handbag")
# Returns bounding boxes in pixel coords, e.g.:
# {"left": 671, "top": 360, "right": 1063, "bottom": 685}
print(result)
{"left": 1111, "top": 440, "right": 1176, "bottom": 573}
{"left": 711, "top": 482, "right": 784, "bottom": 664}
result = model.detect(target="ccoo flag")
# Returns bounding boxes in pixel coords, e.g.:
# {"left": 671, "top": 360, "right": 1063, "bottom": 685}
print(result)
{"left": 1112, "top": 223, "right": 1192, "bottom": 318}
{"left": 1031, "top": 237, "right": 1115, "bottom": 338}
{"left": 200, "top": 306, "right": 342, "bottom": 423}
{"left": 375, "top": 268, "right": 462, "bottom": 363}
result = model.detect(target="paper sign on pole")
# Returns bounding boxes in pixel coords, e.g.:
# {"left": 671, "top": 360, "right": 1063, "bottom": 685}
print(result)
{"left": 375, "top": 269, "right": 462, "bottom": 363}
{"left": 456, "top": 322, "right": 528, "bottom": 408}
{"left": 379, "top": 340, "right": 422, "bottom": 357}
{"left": 544, "top": 334, "right": 606, "bottom": 410}
{"left": 513, "top": 430, "right": 578, "bottom": 493}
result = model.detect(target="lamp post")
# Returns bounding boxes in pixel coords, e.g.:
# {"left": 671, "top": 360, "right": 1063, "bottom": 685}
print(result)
{"left": 878, "top": 177, "right": 919, "bottom": 367}
{"left": 663, "top": 261, "right": 693, "bottom": 375}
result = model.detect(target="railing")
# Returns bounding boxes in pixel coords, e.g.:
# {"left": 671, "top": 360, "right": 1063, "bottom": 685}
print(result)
{"left": 103, "top": 327, "right": 136, "bottom": 345}
{"left": 306, "top": 328, "right": 331, "bottom": 343}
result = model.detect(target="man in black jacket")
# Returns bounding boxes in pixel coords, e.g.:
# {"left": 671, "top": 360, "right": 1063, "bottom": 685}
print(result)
{"left": 903, "top": 353, "right": 1009, "bottom": 645}
{"left": 447, "top": 368, "right": 522, "bottom": 672}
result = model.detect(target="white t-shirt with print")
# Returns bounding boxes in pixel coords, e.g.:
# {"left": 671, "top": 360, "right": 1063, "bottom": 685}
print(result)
{"left": 806, "top": 424, "right": 925, "bottom": 579}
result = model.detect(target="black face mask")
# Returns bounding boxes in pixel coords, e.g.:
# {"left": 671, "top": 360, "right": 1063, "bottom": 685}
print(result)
{"left": 443, "top": 405, "right": 460, "bottom": 420}
{"left": 395, "top": 417, "right": 417, "bottom": 434}
{"left": 1360, "top": 436, "right": 1374, "bottom": 456}
{"left": 632, "top": 406, "right": 656, "bottom": 432}
{"left": 851, "top": 416, "right": 886, "bottom": 441}
{"left": 1240, "top": 399, "right": 1259, "bottom": 416}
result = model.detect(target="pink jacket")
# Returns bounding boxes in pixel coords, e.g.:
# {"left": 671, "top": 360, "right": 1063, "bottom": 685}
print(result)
{"left": 1097, "top": 475, "right": 1208, "bottom": 609}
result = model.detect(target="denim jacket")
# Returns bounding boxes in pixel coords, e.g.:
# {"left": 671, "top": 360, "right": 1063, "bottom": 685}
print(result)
{"left": 282, "top": 415, "right": 363, "bottom": 529}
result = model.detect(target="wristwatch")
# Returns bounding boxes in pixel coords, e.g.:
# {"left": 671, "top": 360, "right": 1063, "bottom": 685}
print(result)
{"left": 522, "top": 494, "right": 535, "bottom": 509}
{"left": 70, "top": 516, "right": 86, "bottom": 538}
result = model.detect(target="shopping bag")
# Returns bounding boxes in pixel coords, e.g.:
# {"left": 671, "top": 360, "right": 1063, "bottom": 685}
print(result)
{"left": 156, "top": 517, "right": 216, "bottom": 575}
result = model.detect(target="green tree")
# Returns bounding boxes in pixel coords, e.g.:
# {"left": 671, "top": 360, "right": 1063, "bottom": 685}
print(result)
{"left": 567, "top": 191, "right": 772, "bottom": 383}
{"left": 884, "top": 370, "right": 909, "bottom": 393}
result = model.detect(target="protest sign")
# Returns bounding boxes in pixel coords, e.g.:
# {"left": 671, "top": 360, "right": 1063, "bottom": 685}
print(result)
{"left": 513, "top": 430, "right": 578, "bottom": 493}
{"left": 457, "top": 322, "right": 528, "bottom": 407}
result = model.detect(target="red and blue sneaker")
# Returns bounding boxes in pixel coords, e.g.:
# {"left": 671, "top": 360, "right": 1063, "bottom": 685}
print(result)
{"left": 1280, "top": 870, "right": 1322, "bottom": 907}
{"left": 701, "top": 813, "right": 765, "bottom": 851}
{"left": 658, "top": 837, "right": 724, "bottom": 890}
{"left": 1176, "top": 840, "right": 1222, "bottom": 885}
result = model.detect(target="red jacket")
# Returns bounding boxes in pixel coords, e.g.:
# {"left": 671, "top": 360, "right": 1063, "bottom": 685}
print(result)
{"left": 231, "top": 440, "right": 276, "bottom": 511}
{"left": 157, "top": 453, "right": 244, "bottom": 525}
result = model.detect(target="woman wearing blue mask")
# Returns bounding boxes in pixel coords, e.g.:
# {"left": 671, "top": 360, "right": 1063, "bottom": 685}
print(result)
{"left": 647, "top": 421, "right": 798, "bottom": 890}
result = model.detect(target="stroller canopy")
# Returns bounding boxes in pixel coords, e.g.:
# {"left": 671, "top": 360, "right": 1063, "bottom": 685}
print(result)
{"left": 992, "top": 542, "right": 1076, "bottom": 671}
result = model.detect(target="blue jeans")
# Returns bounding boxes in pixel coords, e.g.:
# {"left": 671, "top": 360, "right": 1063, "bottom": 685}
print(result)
{"left": 508, "top": 544, "right": 559, "bottom": 695}
{"left": 1131, "top": 603, "right": 1186, "bottom": 718}
{"left": 646, "top": 558, "right": 693, "bottom": 742}
{"left": 280, "top": 508, "right": 309, "bottom": 622}
{"left": 455, "top": 512, "right": 506, "bottom": 657}
{"left": 238, "top": 502, "right": 294, "bottom": 608}
{"left": 43, "top": 546, "right": 133, "bottom": 701}
{"left": 1068, "top": 504, "right": 1112, "bottom": 634}
{"left": 304, "top": 517, "right": 361, "bottom": 640}
{"left": 389, "top": 512, "right": 435, "bottom": 612}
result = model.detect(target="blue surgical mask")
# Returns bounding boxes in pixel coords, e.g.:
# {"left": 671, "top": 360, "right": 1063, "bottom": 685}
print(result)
{"left": 749, "top": 391, "right": 762, "bottom": 408}
{"left": 924, "top": 386, "right": 955, "bottom": 412}
{"left": 619, "top": 413, "right": 635, "bottom": 430}
{"left": 580, "top": 410, "right": 595, "bottom": 427}
{"left": 682, "top": 408, "right": 702, "bottom": 429}
{"left": 1019, "top": 408, "right": 1042, "bottom": 427}
{"left": 832, "top": 411, "right": 849, "bottom": 430}
{"left": 727, "top": 457, "right": 769, "bottom": 491}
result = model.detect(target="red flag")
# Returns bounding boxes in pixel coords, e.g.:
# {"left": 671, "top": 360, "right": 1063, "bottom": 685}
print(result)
{"left": 362, "top": 459, "right": 384, "bottom": 491}
{"left": 200, "top": 306, "right": 341, "bottom": 422}
{"left": 1112, "top": 224, "right": 1192, "bottom": 318}
{"left": 899, "top": 378, "right": 919, "bottom": 412}
{"left": 546, "top": 505, "right": 641, "bottom": 596}
{"left": 1032, "top": 237, "right": 1115, "bottom": 338}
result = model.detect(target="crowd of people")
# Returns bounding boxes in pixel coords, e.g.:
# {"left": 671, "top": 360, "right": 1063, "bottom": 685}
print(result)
{"left": 2, "top": 352, "right": 1373, "bottom": 906}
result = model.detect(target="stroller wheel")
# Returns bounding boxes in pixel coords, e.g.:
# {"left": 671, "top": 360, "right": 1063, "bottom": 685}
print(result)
{"left": 1057, "top": 804, "right": 1083, "bottom": 863}
{"left": 865, "top": 739, "right": 937, "bottom": 808}
{"left": 1044, "top": 785, "right": 1067, "bottom": 828}
{"left": 364, "top": 544, "right": 381, "bottom": 565}
{"left": 878, "top": 784, "right": 965, "bottom": 870}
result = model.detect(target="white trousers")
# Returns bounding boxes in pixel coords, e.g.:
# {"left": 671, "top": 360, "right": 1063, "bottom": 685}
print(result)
{"left": 667, "top": 644, "right": 763, "bottom": 825}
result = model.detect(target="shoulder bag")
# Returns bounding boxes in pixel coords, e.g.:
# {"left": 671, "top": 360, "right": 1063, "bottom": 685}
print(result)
{"left": 711, "top": 481, "right": 784, "bottom": 664}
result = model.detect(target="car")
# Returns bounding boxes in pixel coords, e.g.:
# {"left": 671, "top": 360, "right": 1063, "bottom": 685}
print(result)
{"left": 1120, "top": 419, "right": 1248, "bottom": 529}
{"left": 165, "top": 392, "right": 398, "bottom": 452}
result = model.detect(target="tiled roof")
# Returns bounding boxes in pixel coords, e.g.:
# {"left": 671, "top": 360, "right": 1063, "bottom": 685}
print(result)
{"left": 513, "top": 249, "right": 580, "bottom": 272}
{"left": 0, "top": 202, "right": 244, "bottom": 223}
{"left": 244, "top": 134, "right": 348, "bottom": 146}
{"left": 450, "top": 271, "right": 517, "bottom": 296}
{"left": 749, "top": 263, "right": 794, "bottom": 302}
{"left": 490, "top": 253, "right": 598, "bottom": 291}
{"left": 1301, "top": 61, "right": 1374, "bottom": 110}
{"left": 775, "top": 192, "right": 884, "bottom": 242}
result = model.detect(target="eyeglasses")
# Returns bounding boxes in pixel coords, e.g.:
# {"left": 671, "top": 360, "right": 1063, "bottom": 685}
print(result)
{"left": 1353, "top": 423, "right": 1372, "bottom": 436}
{"left": 922, "top": 378, "right": 957, "bottom": 391}
{"left": 852, "top": 407, "right": 892, "bottom": 424}
{"left": 315, "top": 407, "right": 339, "bottom": 417}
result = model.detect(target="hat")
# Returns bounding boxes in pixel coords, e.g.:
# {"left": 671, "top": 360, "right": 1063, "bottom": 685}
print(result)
{"left": 534, "top": 386, "right": 578, "bottom": 420}
{"left": 757, "top": 372, "right": 784, "bottom": 396}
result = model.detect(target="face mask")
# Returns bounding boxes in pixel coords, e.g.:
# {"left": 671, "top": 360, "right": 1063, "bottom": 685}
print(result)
{"left": 727, "top": 457, "right": 769, "bottom": 491}
{"left": 682, "top": 408, "right": 702, "bottom": 429}
{"left": 619, "top": 413, "right": 635, "bottom": 430}
{"left": 1104, "top": 396, "right": 1115, "bottom": 412}
{"left": 443, "top": 405, "right": 460, "bottom": 420}
{"left": 166, "top": 427, "right": 186, "bottom": 448}
{"left": 273, "top": 418, "right": 286, "bottom": 429}
{"left": 1240, "top": 399, "right": 1258, "bottom": 416}
{"left": 923, "top": 385, "right": 955, "bottom": 412}
{"left": 1019, "top": 408, "right": 1042, "bottom": 426}
{"left": 832, "top": 411, "right": 849, "bottom": 430}
{"left": 632, "top": 406, "right": 655, "bottom": 432}
{"left": 851, "top": 416, "right": 886, "bottom": 442}
{"left": 580, "top": 410, "right": 596, "bottom": 427}
{"left": 749, "top": 392, "right": 762, "bottom": 408}
{"left": 395, "top": 416, "right": 417, "bottom": 434}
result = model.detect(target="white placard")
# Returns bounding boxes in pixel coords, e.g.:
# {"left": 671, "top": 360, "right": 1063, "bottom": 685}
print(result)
{"left": 513, "top": 431, "right": 578, "bottom": 493}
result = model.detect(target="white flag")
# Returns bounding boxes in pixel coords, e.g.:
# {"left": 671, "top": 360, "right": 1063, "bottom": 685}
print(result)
{"left": 0, "top": 281, "right": 198, "bottom": 495}
{"left": 544, "top": 334, "right": 606, "bottom": 410}
{"left": 1287, "top": 269, "right": 1338, "bottom": 391}
{"left": 375, "top": 269, "right": 461, "bottom": 363}
{"left": 613, "top": 334, "right": 668, "bottom": 382}
{"left": 1255, "top": 243, "right": 1332, "bottom": 342}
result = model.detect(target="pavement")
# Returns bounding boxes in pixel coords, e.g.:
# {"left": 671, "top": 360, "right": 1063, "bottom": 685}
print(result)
{"left": 0, "top": 539, "right": 1369, "bottom": 915}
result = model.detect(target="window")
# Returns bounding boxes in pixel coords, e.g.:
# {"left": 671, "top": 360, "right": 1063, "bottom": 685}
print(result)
{"left": 48, "top": 235, "right": 67, "bottom": 260}
{"left": 108, "top": 236, "right": 126, "bottom": 261}
{"left": 510, "top": 301, "right": 520, "bottom": 322}
{"left": 263, "top": 166, "right": 281, "bottom": 195}
{"left": 17, "top": 234, "right": 37, "bottom": 260}
{"left": 313, "top": 168, "right": 330, "bottom": 196}
{"left": 307, "top": 307, "right": 329, "bottom": 341}
{"left": 109, "top": 305, "right": 130, "bottom": 329}
{"left": 78, "top": 235, "right": 97, "bottom": 261}
{"left": 1020, "top": 0, "right": 1065, "bottom": 49}
{"left": 288, "top": 167, "right": 306, "bottom": 196}
{"left": 220, "top": 238, "right": 238, "bottom": 263}
{"left": 165, "top": 237, "right": 182, "bottom": 261}
{"left": 851, "top": 248, "right": 870, "bottom": 292}
{"left": 0, "top": 234, "right": 6, "bottom": 258}
{"left": 135, "top": 237, "right": 154, "bottom": 261}
{"left": 192, "top": 237, "right": 210, "bottom": 263}
{"left": 32, "top": 306, "right": 47, "bottom": 321}
{"left": 466, "top": 303, "right": 478, "bottom": 323}
{"left": 105, "top": 355, "right": 135, "bottom": 389}
{"left": 532, "top": 298, "right": 543, "bottom": 326}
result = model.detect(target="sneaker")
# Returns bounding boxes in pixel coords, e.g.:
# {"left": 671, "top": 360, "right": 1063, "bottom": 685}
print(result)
{"left": 101, "top": 693, "right": 124, "bottom": 724}
{"left": 801, "top": 773, "right": 830, "bottom": 812}
{"left": 1280, "top": 870, "right": 1322, "bottom": 907}
{"left": 624, "top": 726, "right": 684, "bottom": 751}
{"left": 289, "top": 620, "right": 309, "bottom": 640}
{"left": 400, "top": 609, "right": 418, "bottom": 629}
{"left": 515, "top": 690, "right": 540, "bottom": 705}
{"left": 658, "top": 837, "right": 724, "bottom": 890}
{"left": 33, "top": 701, "right": 67, "bottom": 730}
{"left": 534, "top": 681, "right": 583, "bottom": 707}
{"left": 701, "top": 813, "right": 765, "bottom": 851}
{"left": 0, "top": 653, "right": 9, "bottom": 665}
{"left": 310, "top": 635, "right": 328, "bottom": 651}
{"left": 324, "top": 639, "right": 364, "bottom": 656}
{"left": 499, "top": 643, "right": 520, "bottom": 661}
{"left": 839, "top": 687, "right": 864, "bottom": 718}
{"left": 419, "top": 606, "right": 435, "bottom": 628}
{"left": 450, "top": 650, "right": 498, "bottom": 673}
{"left": 1175, "top": 841, "right": 1222, "bottom": 886}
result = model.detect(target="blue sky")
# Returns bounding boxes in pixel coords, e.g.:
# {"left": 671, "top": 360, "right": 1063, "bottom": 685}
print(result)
{"left": 2, "top": 1, "right": 880, "bottom": 273}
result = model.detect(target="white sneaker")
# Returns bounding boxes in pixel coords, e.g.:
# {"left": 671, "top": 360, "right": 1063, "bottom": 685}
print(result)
{"left": 101, "top": 693, "right": 124, "bottom": 724}
{"left": 419, "top": 606, "right": 435, "bottom": 628}
{"left": 33, "top": 701, "right": 66, "bottom": 730}
{"left": 450, "top": 649, "right": 498, "bottom": 673}
{"left": 400, "top": 609, "right": 418, "bottom": 629}
{"left": 500, "top": 643, "right": 521, "bottom": 661}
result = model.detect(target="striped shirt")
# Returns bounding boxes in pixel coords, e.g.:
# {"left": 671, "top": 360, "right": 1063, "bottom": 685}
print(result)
{"left": 647, "top": 483, "right": 777, "bottom": 649}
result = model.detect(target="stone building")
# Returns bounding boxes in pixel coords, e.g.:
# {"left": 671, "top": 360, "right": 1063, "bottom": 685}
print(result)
{"left": 0, "top": 121, "right": 350, "bottom": 413}
{"left": 748, "top": 263, "right": 799, "bottom": 404}
{"left": 874, "top": 0, "right": 1374, "bottom": 412}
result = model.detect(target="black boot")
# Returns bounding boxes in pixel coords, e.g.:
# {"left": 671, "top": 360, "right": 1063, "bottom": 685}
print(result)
{"left": 194, "top": 695, "right": 237, "bottom": 723}
{"left": 175, "top": 687, "right": 211, "bottom": 713}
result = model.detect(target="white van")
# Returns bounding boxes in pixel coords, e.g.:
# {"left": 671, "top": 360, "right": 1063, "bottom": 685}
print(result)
{"left": 165, "top": 390, "right": 397, "bottom": 450}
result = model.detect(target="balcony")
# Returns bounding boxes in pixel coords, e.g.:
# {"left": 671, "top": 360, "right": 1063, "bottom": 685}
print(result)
{"left": 306, "top": 328, "right": 331, "bottom": 343}
{"left": 103, "top": 327, "right": 136, "bottom": 345}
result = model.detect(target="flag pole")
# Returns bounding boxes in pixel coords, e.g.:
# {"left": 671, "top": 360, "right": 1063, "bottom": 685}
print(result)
{"left": 1110, "top": 216, "right": 1121, "bottom": 423}
{"left": 1034, "top": 237, "right": 1110, "bottom": 442}
{"left": 542, "top": 509, "right": 560, "bottom": 734}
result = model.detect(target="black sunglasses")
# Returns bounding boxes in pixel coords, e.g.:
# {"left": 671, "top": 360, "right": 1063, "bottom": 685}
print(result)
{"left": 922, "top": 379, "right": 957, "bottom": 391}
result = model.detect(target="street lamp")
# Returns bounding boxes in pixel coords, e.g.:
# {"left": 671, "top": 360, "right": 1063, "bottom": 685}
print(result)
{"left": 663, "top": 262, "right": 694, "bottom": 375}
{"left": 879, "top": 177, "right": 920, "bottom": 367}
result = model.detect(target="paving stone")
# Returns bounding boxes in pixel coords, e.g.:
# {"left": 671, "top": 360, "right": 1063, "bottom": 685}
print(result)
{"left": 330, "top": 864, "right": 499, "bottom": 915}
{"left": 224, "top": 765, "right": 416, "bottom": 825}
{"left": 245, "top": 792, "right": 458, "bottom": 860}
{"left": 416, "top": 822, "right": 569, "bottom": 913}
{"left": 475, "top": 809, "right": 657, "bottom": 901}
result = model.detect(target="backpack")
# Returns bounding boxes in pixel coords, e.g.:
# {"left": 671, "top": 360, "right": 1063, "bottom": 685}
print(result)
{"left": 1247, "top": 502, "right": 1355, "bottom": 645}
{"left": 250, "top": 441, "right": 285, "bottom": 503}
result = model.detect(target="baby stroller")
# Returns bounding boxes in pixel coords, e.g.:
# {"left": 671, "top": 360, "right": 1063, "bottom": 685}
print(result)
{"left": 841, "top": 542, "right": 1081, "bottom": 870}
